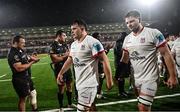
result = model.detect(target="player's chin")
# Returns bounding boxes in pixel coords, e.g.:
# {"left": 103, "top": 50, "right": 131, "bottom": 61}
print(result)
{"left": 129, "top": 28, "right": 133, "bottom": 31}
{"left": 73, "top": 36, "right": 77, "bottom": 39}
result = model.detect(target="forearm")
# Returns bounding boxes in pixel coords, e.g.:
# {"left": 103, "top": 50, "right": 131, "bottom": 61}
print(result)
{"left": 51, "top": 55, "right": 66, "bottom": 63}
{"left": 163, "top": 53, "right": 176, "bottom": 78}
{"left": 102, "top": 56, "right": 113, "bottom": 89}
{"left": 15, "top": 61, "right": 34, "bottom": 72}
{"left": 120, "top": 50, "right": 129, "bottom": 64}
{"left": 58, "top": 57, "right": 72, "bottom": 76}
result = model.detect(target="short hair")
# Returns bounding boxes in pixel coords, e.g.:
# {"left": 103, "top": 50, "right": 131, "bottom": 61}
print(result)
{"left": 72, "top": 19, "right": 88, "bottom": 31}
{"left": 164, "top": 32, "right": 169, "bottom": 39}
{"left": 92, "top": 32, "right": 100, "bottom": 39}
{"left": 125, "top": 10, "right": 141, "bottom": 18}
{"left": 56, "top": 30, "right": 64, "bottom": 37}
{"left": 12, "top": 35, "right": 25, "bottom": 44}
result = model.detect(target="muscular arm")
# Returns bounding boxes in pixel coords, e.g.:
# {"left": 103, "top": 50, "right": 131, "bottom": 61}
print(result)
{"left": 57, "top": 56, "right": 73, "bottom": 84}
{"left": 98, "top": 52, "right": 113, "bottom": 90}
{"left": 50, "top": 52, "right": 68, "bottom": 63}
{"left": 13, "top": 61, "right": 35, "bottom": 72}
{"left": 120, "top": 50, "right": 129, "bottom": 63}
{"left": 158, "top": 44, "right": 178, "bottom": 88}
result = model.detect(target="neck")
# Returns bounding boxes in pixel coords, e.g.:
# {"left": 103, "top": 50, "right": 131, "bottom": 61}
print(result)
{"left": 133, "top": 24, "right": 144, "bottom": 36}
{"left": 12, "top": 44, "right": 17, "bottom": 48}
{"left": 78, "top": 32, "right": 87, "bottom": 43}
{"left": 55, "top": 38, "right": 58, "bottom": 42}
{"left": 12, "top": 44, "right": 22, "bottom": 50}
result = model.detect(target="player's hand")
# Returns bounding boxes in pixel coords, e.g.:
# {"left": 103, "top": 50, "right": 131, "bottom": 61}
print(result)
{"left": 165, "top": 76, "right": 178, "bottom": 89}
{"left": 62, "top": 52, "right": 69, "bottom": 60}
{"left": 30, "top": 56, "right": 40, "bottom": 63}
{"left": 106, "top": 80, "right": 113, "bottom": 90}
{"left": 56, "top": 74, "right": 64, "bottom": 85}
{"left": 64, "top": 52, "right": 69, "bottom": 57}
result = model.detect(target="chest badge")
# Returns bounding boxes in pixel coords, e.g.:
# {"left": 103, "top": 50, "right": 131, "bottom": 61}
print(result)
{"left": 140, "top": 37, "right": 145, "bottom": 43}
{"left": 80, "top": 45, "right": 85, "bottom": 50}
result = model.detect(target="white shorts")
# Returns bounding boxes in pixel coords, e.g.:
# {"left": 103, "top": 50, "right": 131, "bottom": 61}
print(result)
{"left": 78, "top": 87, "right": 97, "bottom": 108}
{"left": 135, "top": 80, "right": 158, "bottom": 106}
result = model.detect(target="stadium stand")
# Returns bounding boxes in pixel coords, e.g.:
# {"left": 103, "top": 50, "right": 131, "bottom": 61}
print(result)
{"left": 0, "top": 21, "right": 151, "bottom": 58}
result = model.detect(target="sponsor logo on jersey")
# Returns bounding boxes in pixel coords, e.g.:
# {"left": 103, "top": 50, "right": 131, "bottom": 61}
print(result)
{"left": 73, "top": 57, "right": 86, "bottom": 67}
{"left": 147, "top": 87, "right": 155, "bottom": 92}
{"left": 130, "top": 51, "right": 145, "bottom": 61}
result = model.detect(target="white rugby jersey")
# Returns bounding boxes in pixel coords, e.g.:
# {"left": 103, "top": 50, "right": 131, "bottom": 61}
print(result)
{"left": 122, "top": 27, "right": 166, "bottom": 81}
{"left": 171, "top": 38, "right": 180, "bottom": 66}
{"left": 70, "top": 35, "right": 104, "bottom": 90}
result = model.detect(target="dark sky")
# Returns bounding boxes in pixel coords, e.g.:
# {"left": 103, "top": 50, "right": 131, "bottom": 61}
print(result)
{"left": 0, "top": 0, "right": 179, "bottom": 29}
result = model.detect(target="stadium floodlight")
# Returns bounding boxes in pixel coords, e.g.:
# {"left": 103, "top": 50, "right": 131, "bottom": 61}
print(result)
{"left": 136, "top": 0, "right": 157, "bottom": 6}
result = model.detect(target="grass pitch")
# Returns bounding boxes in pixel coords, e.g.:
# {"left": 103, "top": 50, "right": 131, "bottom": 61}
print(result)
{"left": 0, "top": 50, "right": 180, "bottom": 111}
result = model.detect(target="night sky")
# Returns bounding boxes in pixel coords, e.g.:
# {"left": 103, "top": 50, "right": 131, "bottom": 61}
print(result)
{"left": 0, "top": 0, "right": 180, "bottom": 31}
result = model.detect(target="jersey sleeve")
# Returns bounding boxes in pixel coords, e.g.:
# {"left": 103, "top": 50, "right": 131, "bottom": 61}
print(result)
{"left": 171, "top": 42, "right": 177, "bottom": 54}
{"left": 153, "top": 29, "right": 166, "bottom": 48}
{"left": 90, "top": 38, "right": 104, "bottom": 57}
{"left": 9, "top": 53, "right": 21, "bottom": 65}
{"left": 49, "top": 43, "right": 56, "bottom": 54}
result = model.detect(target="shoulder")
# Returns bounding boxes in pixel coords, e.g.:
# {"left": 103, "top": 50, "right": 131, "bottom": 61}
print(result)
{"left": 8, "top": 47, "right": 20, "bottom": 61}
{"left": 85, "top": 35, "right": 101, "bottom": 47}
{"left": 145, "top": 27, "right": 162, "bottom": 35}
{"left": 51, "top": 41, "right": 59, "bottom": 47}
{"left": 123, "top": 33, "right": 132, "bottom": 42}
{"left": 8, "top": 47, "right": 17, "bottom": 56}
{"left": 70, "top": 41, "right": 78, "bottom": 49}
{"left": 145, "top": 27, "right": 164, "bottom": 40}
{"left": 71, "top": 40, "right": 77, "bottom": 46}
{"left": 86, "top": 35, "right": 98, "bottom": 42}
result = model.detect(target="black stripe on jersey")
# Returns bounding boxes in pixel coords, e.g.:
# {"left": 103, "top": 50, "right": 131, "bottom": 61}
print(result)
{"left": 78, "top": 102, "right": 91, "bottom": 108}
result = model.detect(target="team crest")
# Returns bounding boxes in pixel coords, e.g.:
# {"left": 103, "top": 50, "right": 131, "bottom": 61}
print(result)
{"left": 140, "top": 38, "right": 145, "bottom": 43}
{"left": 80, "top": 44, "right": 85, "bottom": 50}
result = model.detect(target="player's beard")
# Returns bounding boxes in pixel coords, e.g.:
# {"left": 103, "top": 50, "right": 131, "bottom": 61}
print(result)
{"left": 131, "top": 25, "right": 141, "bottom": 34}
